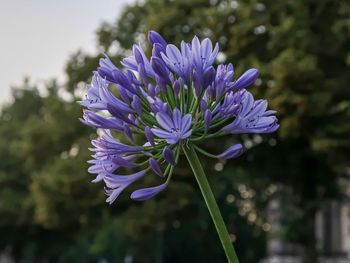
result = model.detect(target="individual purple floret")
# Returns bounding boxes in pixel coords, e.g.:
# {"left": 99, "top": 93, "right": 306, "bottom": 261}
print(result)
{"left": 131, "top": 183, "right": 168, "bottom": 201}
{"left": 222, "top": 90, "right": 279, "bottom": 134}
{"left": 217, "top": 144, "right": 244, "bottom": 159}
{"left": 79, "top": 31, "right": 278, "bottom": 204}
{"left": 163, "top": 147, "right": 176, "bottom": 165}
{"left": 151, "top": 108, "right": 192, "bottom": 144}
{"left": 149, "top": 158, "right": 163, "bottom": 177}
{"left": 104, "top": 170, "right": 146, "bottom": 204}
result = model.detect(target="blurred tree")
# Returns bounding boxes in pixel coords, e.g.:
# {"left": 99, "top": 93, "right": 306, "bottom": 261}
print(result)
{"left": 0, "top": 81, "right": 43, "bottom": 261}
{"left": 0, "top": 80, "right": 131, "bottom": 262}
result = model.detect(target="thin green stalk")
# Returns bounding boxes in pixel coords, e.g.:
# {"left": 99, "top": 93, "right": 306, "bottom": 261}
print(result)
{"left": 190, "top": 131, "right": 226, "bottom": 141}
{"left": 193, "top": 145, "right": 217, "bottom": 159}
{"left": 182, "top": 143, "right": 239, "bottom": 263}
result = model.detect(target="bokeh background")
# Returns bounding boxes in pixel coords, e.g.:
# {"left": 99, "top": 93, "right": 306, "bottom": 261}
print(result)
{"left": 1, "top": 0, "right": 350, "bottom": 262}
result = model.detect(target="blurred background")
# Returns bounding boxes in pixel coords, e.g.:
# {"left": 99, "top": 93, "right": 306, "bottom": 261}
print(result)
{"left": 1, "top": 0, "right": 350, "bottom": 262}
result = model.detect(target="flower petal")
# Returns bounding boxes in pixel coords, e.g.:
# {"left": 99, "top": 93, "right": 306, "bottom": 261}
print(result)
{"left": 156, "top": 112, "right": 174, "bottom": 130}
{"left": 163, "top": 147, "right": 176, "bottom": 165}
{"left": 217, "top": 144, "right": 244, "bottom": 159}
{"left": 131, "top": 183, "right": 167, "bottom": 201}
{"left": 149, "top": 158, "right": 163, "bottom": 177}
{"left": 181, "top": 114, "right": 192, "bottom": 131}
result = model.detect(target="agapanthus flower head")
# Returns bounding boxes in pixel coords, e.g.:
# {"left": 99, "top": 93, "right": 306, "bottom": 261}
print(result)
{"left": 79, "top": 31, "right": 279, "bottom": 204}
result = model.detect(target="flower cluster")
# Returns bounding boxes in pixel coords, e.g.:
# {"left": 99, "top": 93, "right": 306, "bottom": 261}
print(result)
{"left": 79, "top": 31, "right": 278, "bottom": 204}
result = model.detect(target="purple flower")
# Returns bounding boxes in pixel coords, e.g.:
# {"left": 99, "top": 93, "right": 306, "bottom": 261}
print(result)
{"left": 163, "top": 147, "right": 176, "bottom": 165}
{"left": 145, "top": 126, "right": 155, "bottom": 146}
{"left": 204, "top": 110, "right": 212, "bottom": 132}
{"left": 222, "top": 90, "right": 279, "bottom": 134}
{"left": 173, "top": 79, "right": 181, "bottom": 96}
{"left": 151, "top": 108, "right": 192, "bottom": 144}
{"left": 122, "top": 45, "right": 156, "bottom": 79}
{"left": 217, "top": 144, "right": 243, "bottom": 159}
{"left": 78, "top": 73, "right": 106, "bottom": 110}
{"left": 79, "top": 73, "right": 132, "bottom": 113}
{"left": 131, "top": 95, "right": 142, "bottom": 115}
{"left": 131, "top": 183, "right": 167, "bottom": 201}
{"left": 191, "top": 37, "right": 219, "bottom": 74}
{"left": 161, "top": 43, "right": 192, "bottom": 84}
{"left": 97, "top": 55, "right": 119, "bottom": 83}
{"left": 79, "top": 31, "right": 278, "bottom": 204}
{"left": 148, "top": 31, "right": 167, "bottom": 49}
{"left": 232, "top": 68, "right": 259, "bottom": 90}
{"left": 149, "top": 158, "right": 163, "bottom": 177}
{"left": 212, "top": 64, "right": 235, "bottom": 99}
{"left": 151, "top": 56, "right": 171, "bottom": 86}
{"left": 80, "top": 110, "right": 124, "bottom": 130}
{"left": 105, "top": 170, "right": 146, "bottom": 204}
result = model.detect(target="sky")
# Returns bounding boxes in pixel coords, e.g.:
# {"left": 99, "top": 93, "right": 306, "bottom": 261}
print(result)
{"left": 0, "top": 0, "right": 134, "bottom": 103}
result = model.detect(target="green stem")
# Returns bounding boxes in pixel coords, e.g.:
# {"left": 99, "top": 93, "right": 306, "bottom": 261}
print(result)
{"left": 182, "top": 143, "right": 239, "bottom": 263}
{"left": 193, "top": 145, "right": 217, "bottom": 159}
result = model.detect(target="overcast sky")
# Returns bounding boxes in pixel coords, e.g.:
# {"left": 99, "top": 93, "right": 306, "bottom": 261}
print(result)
{"left": 0, "top": 0, "right": 133, "bottom": 103}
